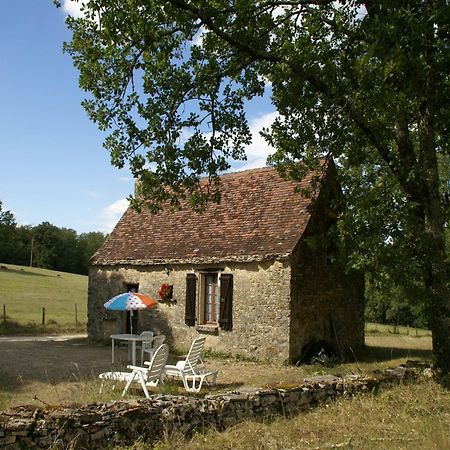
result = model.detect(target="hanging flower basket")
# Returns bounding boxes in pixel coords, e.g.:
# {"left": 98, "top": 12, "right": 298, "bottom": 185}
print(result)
{"left": 158, "top": 283, "right": 173, "bottom": 301}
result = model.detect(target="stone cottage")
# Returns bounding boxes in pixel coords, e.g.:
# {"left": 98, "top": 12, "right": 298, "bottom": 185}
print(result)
{"left": 88, "top": 161, "right": 364, "bottom": 362}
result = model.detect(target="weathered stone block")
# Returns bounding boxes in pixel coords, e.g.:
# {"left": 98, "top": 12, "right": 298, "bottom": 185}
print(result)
{"left": 260, "top": 394, "right": 278, "bottom": 407}
{"left": 0, "top": 435, "right": 16, "bottom": 446}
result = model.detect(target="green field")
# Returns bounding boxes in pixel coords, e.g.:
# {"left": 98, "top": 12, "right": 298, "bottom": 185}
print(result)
{"left": 365, "top": 321, "right": 432, "bottom": 337}
{"left": 0, "top": 263, "right": 87, "bottom": 334}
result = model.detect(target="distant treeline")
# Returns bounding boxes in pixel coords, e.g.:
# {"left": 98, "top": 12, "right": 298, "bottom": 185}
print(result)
{"left": 0, "top": 201, "right": 106, "bottom": 275}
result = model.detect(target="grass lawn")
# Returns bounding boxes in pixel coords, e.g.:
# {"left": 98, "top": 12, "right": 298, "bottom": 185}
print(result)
{"left": 0, "top": 263, "right": 87, "bottom": 334}
{"left": 149, "top": 380, "right": 450, "bottom": 450}
{"left": 0, "top": 264, "right": 446, "bottom": 448}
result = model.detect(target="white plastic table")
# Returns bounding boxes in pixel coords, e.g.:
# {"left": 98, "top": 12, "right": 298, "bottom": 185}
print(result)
{"left": 110, "top": 333, "right": 151, "bottom": 365}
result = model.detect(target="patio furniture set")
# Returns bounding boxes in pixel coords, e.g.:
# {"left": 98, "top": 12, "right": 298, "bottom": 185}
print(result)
{"left": 99, "top": 335, "right": 218, "bottom": 397}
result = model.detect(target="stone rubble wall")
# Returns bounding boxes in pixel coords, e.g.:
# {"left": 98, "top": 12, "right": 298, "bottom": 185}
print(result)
{"left": 0, "top": 365, "right": 427, "bottom": 449}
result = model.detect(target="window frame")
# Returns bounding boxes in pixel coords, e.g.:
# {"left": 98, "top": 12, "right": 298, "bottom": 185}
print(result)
{"left": 197, "top": 271, "right": 221, "bottom": 326}
{"left": 185, "top": 270, "right": 233, "bottom": 331}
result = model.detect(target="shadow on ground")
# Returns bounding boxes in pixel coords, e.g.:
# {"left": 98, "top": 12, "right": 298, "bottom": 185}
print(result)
{"left": 0, "top": 337, "right": 130, "bottom": 388}
{"left": 353, "top": 344, "right": 432, "bottom": 363}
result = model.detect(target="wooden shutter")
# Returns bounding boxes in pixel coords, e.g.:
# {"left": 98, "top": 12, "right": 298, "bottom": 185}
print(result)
{"left": 219, "top": 274, "right": 233, "bottom": 331}
{"left": 185, "top": 273, "right": 197, "bottom": 326}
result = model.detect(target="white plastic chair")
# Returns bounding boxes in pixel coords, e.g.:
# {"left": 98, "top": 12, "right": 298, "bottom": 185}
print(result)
{"left": 139, "top": 330, "right": 154, "bottom": 344}
{"left": 134, "top": 330, "right": 153, "bottom": 356}
{"left": 163, "top": 336, "right": 218, "bottom": 393}
{"left": 99, "top": 344, "right": 169, "bottom": 398}
{"left": 141, "top": 334, "right": 166, "bottom": 365}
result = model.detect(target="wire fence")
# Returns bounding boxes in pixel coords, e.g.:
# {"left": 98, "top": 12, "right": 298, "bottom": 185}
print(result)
{"left": 2, "top": 303, "right": 84, "bottom": 328}
{"left": 365, "top": 322, "right": 431, "bottom": 337}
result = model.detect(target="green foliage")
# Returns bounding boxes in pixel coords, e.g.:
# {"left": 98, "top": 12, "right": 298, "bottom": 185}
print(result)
{"left": 0, "top": 201, "right": 15, "bottom": 227}
{"left": 62, "top": 1, "right": 449, "bottom": 264}
{"left": 365, "top": 282, "right": 427, "bottom": 329}
{"left": 63, "top": 1, "right": 450, "bottom": 369}
{"left": 32, "top": 222, "right": 79, "bottom": 272}
{"left": 77, "top": 231, "right": 107, "bottom": 272}
{"left": 0, "top": 201, "right": 20, "bottom": 264}
{"left": 0, "top": 202, "right": 106, "bottom": 274}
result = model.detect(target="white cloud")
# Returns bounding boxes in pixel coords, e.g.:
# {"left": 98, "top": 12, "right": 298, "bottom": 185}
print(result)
{"left": 356, "top": 5, "right": 368, "bottom": 20}
{"left": 62, "top": 0, "right": 85, "bottom": 19}
{"left": 97, "top": 198, "right": 129, "bottom": 233}
{"left": 61, "top": 0, "right": 100, "bottom": 24}
{"left": 191, "top": 26, "right": 207, "bottom": 47}
{"left": 234, "top": 111, "right": 277, "bottom": 171}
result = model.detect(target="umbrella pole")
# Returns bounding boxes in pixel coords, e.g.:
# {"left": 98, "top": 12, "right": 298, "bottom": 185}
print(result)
{"left": 130, "top": 309, "right": 133, "bottom": 335}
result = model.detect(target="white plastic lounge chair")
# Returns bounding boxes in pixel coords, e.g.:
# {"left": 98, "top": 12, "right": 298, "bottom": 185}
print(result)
{"left": 163, "top": 336, "right": 218, "bottom": 393}
{"left": 99, "top": 343, "right": 169, "bottom": 398}
{"left": 141, "top": 334, "right": 166, "bottom": 365}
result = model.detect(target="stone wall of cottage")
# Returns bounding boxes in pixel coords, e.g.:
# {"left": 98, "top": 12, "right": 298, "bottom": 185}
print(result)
{"left": 290, "top": 255, "right": 365, "bottom": 361}
{"left": 0, "top": 365, "right": 425, "bottom": 449}
{"left": 288, "top": 175, "right": 365, "bottom": 362}
{"left": 88, "top": 259, "right": 292, "bottom": 361}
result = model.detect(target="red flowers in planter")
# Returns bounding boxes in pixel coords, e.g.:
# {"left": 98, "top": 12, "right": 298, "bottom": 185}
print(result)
{"left": 158, "top": 283, "right": 173, "bottom": 301}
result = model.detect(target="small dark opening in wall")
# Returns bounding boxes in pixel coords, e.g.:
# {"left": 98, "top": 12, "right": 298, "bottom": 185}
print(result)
{"left": 296, "top": 340, "right": 337, "bottom": 366}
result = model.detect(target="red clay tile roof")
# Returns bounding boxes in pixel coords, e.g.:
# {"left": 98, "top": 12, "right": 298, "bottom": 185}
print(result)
{"left": 92, "top": 165, "right": 326, "bottom": 265}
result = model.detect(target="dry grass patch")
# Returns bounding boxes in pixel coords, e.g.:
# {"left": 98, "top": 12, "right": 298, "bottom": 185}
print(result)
{"left": 149, "top": 381, "right": 450, "bottom": 450}
{"left": 0, "top": 331, "right": 434, "bottom": 410}
{"left": 0, "top": 330, "right": 445, "bottom": 449}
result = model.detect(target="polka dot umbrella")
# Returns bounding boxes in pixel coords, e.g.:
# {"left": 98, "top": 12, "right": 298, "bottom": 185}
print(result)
{"left": 104, "top": 292, "right": 158, "bottom": 334}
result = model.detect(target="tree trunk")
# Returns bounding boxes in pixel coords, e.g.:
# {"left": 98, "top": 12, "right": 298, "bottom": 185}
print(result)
{"left": 419, "top": 58, "right": 450, "bottom": 374}
{"left": 415, "top": 4, "right": 450, "bottom": 375}
{"left": 422, "top": 193, "right": 450, "bottom": 375}
{"left": 421, "top": 160, "right": 450, "bottom": 374}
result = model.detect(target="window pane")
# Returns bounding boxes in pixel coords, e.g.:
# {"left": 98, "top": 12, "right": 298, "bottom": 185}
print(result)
{"left": 204, "top": 274, "right": 218, "bottom": 323}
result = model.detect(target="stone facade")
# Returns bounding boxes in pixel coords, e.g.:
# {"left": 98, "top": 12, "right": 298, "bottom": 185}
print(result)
{"left": 289, "top": 174, "right": 365, "bottom": 360}
{"left": 88, "top": 163, "right": 365, "bottom": 362}
{"left": 88, "top": 258, "right": 292, "bottom": 360}
{"left": 88, "top": 247, "right": 363, "bottom": 362}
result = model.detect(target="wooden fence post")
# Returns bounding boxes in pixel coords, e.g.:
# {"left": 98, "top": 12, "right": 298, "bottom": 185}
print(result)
{"left": 42, "top": 307, "right": 45, "bottom": 327}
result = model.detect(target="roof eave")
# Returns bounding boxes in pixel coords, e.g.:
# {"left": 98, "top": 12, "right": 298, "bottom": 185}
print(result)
{"left": 91, "top": 252, "right": 292, "bottom": 267}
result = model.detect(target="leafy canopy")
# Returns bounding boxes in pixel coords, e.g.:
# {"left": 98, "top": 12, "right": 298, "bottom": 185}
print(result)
{"left": 61, "top": 0, "right": 450, "bottom": 371}
{"left": 63, "top": 0, "right": 449, "bottom": 275}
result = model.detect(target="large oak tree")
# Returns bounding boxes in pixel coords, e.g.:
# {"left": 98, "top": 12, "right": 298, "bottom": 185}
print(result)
{"left": 61, "top": 0, "right": 449, "bottom": 373}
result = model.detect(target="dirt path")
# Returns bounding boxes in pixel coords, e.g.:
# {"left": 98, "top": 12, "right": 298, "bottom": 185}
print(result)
{"left": 0, "top": 335, "right": 127, "bottom": 384}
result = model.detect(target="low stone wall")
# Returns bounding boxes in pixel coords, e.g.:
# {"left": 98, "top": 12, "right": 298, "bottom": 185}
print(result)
{"left": 0, "top": 364, "right": 428, "bottom": 449}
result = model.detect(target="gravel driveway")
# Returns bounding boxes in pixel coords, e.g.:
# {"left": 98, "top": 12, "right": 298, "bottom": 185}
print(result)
{"left": 0, "top": 335, "right": 128, "bottom": 384}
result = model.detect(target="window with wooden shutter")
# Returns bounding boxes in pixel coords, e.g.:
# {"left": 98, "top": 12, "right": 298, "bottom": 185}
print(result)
{"left": 219, "top": 273, "right": 233, "bottom": 331}
{"left": 185, "top": 273, "right": 197, "bottom": 326}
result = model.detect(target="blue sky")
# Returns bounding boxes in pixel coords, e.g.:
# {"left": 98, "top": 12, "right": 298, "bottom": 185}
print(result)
{"left": 0, "top": 1, "right": 275, "bottom": 234}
